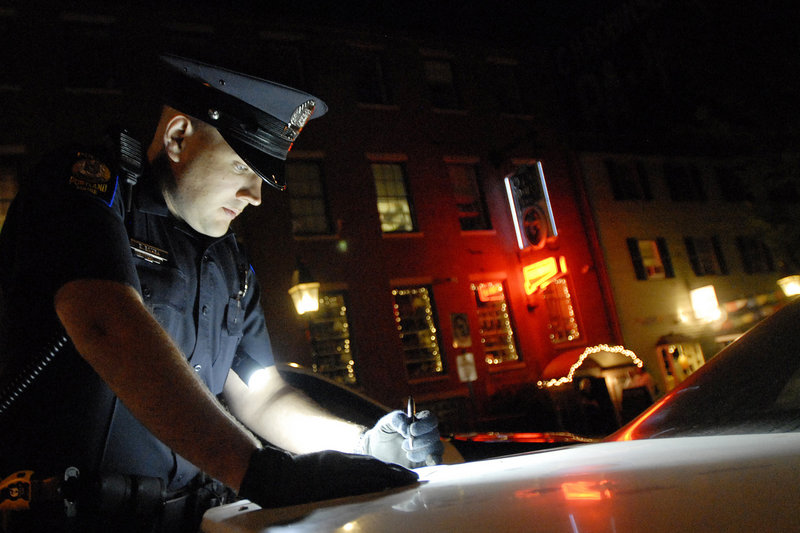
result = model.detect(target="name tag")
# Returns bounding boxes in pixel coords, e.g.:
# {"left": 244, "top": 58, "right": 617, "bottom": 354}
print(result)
{"left": 130, "top": 239, "right": 169, "bottom": 265}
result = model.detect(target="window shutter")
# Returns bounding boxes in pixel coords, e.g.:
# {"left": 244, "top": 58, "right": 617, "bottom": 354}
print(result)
{"left": 626, "top": 238, "right": 647, "bottom": 280}
{"left": 684, "top": 237, "right": 702, "bottom": 276}
{"left": 656, "top": 237, "right": 675, "bottom": 278}
{"left": 711, "top": 236, "right": 728, "bottom": 274}
{"left": 736, "top": 236, "right": 753, "bottom": 273}
{"left": 636, "top": 161, "right": 653, "bottom": 200}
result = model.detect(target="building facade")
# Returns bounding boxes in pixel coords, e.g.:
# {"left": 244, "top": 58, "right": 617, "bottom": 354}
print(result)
{"left": 0, "top": 4, "right": 625, "bottom": 433}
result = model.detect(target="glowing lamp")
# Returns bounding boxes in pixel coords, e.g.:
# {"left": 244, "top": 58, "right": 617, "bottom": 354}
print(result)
{"left": 288, "top": 264, "right": 319, "bottom": 315}
{"left": 690, "top": 285, "right": 721, "bottom": 322}
{"left": 778, "top": 275, "right": 800, "bottom": 297}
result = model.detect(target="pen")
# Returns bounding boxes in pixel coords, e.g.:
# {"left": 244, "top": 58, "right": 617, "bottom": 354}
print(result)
{"left": 406, "top": 395, "right": 416, "bottom": 449}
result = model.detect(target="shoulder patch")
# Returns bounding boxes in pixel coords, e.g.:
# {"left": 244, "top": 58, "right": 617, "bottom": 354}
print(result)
{"left": 67, "top": 152, "right": 118, "bottom": 206}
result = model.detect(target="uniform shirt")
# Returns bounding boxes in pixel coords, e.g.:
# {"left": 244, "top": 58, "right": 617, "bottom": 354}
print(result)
{"left": 0, "top": 148, "right": 274, "bottom": 491}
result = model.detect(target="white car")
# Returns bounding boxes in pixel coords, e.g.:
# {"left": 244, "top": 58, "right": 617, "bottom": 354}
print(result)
{"left": 203, "top": 299, "right": 800, "bottom": 532}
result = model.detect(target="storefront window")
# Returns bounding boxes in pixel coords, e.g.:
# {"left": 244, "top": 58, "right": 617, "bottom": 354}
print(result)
{"left": 543, "top": 278, "right": 581, "bottom": 344}
{"left": 472, "top": 282, "right": 520, "bottom": 365}
{"left": 307, "top": 292, "right": 357, "bottom": 385}
{"left": 392, "top": 286, "right": 445, "bottom": 380}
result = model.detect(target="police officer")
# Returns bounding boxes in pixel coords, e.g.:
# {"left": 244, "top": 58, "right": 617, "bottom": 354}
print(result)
{"left": 0, "top": 55, "right": 442, "bottom": 532}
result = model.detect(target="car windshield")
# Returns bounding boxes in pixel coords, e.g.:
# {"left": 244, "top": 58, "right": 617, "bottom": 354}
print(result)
{"left": 610, "top": 299, "right": 800, "bottom": 441}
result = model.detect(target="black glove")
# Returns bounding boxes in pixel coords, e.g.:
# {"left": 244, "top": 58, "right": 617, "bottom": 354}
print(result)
{"left": 238, "top": 446, "right": 418, "bottom": 508}
{"left": 361, "top": 410, "right": 444, "bottom": 468}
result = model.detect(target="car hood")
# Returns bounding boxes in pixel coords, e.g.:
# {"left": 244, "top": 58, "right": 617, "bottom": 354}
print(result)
{"left": 202, "top": 432, "right": 800, "bottom": 532}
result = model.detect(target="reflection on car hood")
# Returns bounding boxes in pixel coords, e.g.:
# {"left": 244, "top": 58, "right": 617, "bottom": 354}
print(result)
{"left": 202, "top": 433, "right": 800, "bottom": 532}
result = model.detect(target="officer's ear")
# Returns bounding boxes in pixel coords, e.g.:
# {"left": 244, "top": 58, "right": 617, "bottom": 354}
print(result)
{"left": 163, "top": 115, "right": 195, "bottom": 163}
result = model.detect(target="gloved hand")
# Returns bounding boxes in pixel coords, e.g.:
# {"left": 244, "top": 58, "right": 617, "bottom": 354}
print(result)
{"left": 361, "top": 410, "right": 444, "bottom": 468}
{"left": 239, "top": 446, "right": 418, "bottom": 508}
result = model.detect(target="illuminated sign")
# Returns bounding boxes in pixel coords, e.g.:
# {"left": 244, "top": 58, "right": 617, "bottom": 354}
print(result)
{"left": 522, "top": 256, "right": 566, "bottom": 295}
{"left": 476, "top": 282, "right": 505, "bottom": 302}
{"left": 504, "top": 162, "right": 557, "bottom": 250}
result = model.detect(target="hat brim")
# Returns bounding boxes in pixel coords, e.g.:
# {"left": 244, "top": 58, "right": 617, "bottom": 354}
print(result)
{"left": 220, "top": 131, "right": 287, "bottom": 191}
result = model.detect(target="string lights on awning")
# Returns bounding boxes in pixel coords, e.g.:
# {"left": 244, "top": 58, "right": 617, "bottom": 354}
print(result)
{"left": 537, "top": 344, "right": 644, "bottom": 388}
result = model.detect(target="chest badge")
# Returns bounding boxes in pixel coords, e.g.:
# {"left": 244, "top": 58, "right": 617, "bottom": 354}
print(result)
{"left": 130, "top": 238, "right": 169, "bottom": 265}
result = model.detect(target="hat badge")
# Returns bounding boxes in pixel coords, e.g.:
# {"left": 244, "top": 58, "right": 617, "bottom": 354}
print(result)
{"left": 284, "top": 100, "right": 316, "bottom": 140}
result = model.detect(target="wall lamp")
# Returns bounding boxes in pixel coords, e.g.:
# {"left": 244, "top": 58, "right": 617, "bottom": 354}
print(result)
{"left": 288, "top": 262, "right": 320, "bottom": 315}
{"left": 778, "top": 275, "right": 800, "bottom": 298}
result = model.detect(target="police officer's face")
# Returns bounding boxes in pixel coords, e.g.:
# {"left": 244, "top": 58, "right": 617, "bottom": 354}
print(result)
{"left": 163, "top": 119, "right": 262, "bottom": 237}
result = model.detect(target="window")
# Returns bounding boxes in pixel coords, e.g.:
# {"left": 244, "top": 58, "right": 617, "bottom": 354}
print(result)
{"left": 446, "top": 162, "right": 490, "bottom": 231}
{"left": 352, "top": 48, "right": 392, "bottom": 106}
{"left": 766, "top": 175, "right": 800, "bottom": 204}
{"left": 307, "top": 292, "right": 357, "bottom": 386}
{"left": 392, "top": 286, "right": 445, "bottom": 380}
{"left": 60, "top": 13, "right": 123, "bottom": 93}
{"left": 627, "top": 238, "right": 674, "bottom": 280}
{"left": 542, "top": 278, "right": 581, "bottom": 344}
{"left": 0, "top": 150, "right": 23, "bottom": 231}
{"left": 663, "top": 163, "right": 706, "bottom": 201}
{"left": 254, "top": 38, "right": 305, "bottom": 89}
{"left": 736, "top": 236, "right": 775, "bottom": 274}
{"left": 286, "top": 160, "right": 331, "bottom": 236}
{"left": 684, "top": 236, "right": 728, "bottom": 276}
{"left": 472, "top": 282, "right": 520, "bottom": 365}
{"left": 371, "top": 163, "right": 416, "bottom": 233}
{"left": 0, "top": 9, "right": 23, "bottom": 90}
{"left": 423, "top": 59, "right": 460, "bottom": 110}
{"left": 714, "top": 167, "right": 752, "bottom": 202}
{"left": 486, "top": 58, "right": 523, "bottom": 111}
{"left": 604, "top": 159, "right": 652, "bottom": 200}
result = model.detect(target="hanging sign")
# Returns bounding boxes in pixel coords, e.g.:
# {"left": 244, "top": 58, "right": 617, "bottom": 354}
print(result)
{"left": 504, "top": 162, "right": 557, "bottom": 250}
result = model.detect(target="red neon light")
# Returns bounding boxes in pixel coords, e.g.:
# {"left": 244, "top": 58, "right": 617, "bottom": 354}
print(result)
{"left": 477, "top": 282, "right": 505, "bottom": 302}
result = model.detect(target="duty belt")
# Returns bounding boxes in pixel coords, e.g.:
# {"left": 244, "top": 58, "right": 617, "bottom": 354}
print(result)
{"left": 1, "top": 468, "right": 233, "bottom": 531}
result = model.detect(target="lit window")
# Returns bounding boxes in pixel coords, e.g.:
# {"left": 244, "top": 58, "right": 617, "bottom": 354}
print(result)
{"left": 446, "top": 163, "right": 490, "bottom": 231}
{"left": 543, "top": 278, "right": 581, "bottom": 344}
{"left": 287, "top": 160, "right": 332, "bottom": 236}
{"left": 472, "top": 282, "right": 520, "bottom": 365}
{"left": 423, "top": 59, "right": 460, "bottom": 110}
{"left": 392, "top": 286, "right": 445, "bottom": 380}
{"left": 308, "top": 292, "right": 357, "bottom": 386}
{"left": 371, "top": 163, "right": 416, "bottom": 233}
{"left": 627, "top": 238, "right": 674, "bottom": 280}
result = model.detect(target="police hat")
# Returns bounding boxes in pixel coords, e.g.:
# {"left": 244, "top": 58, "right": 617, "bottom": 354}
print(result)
{"left": 159, "top": 54, "right": 327, "bottom": 190}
